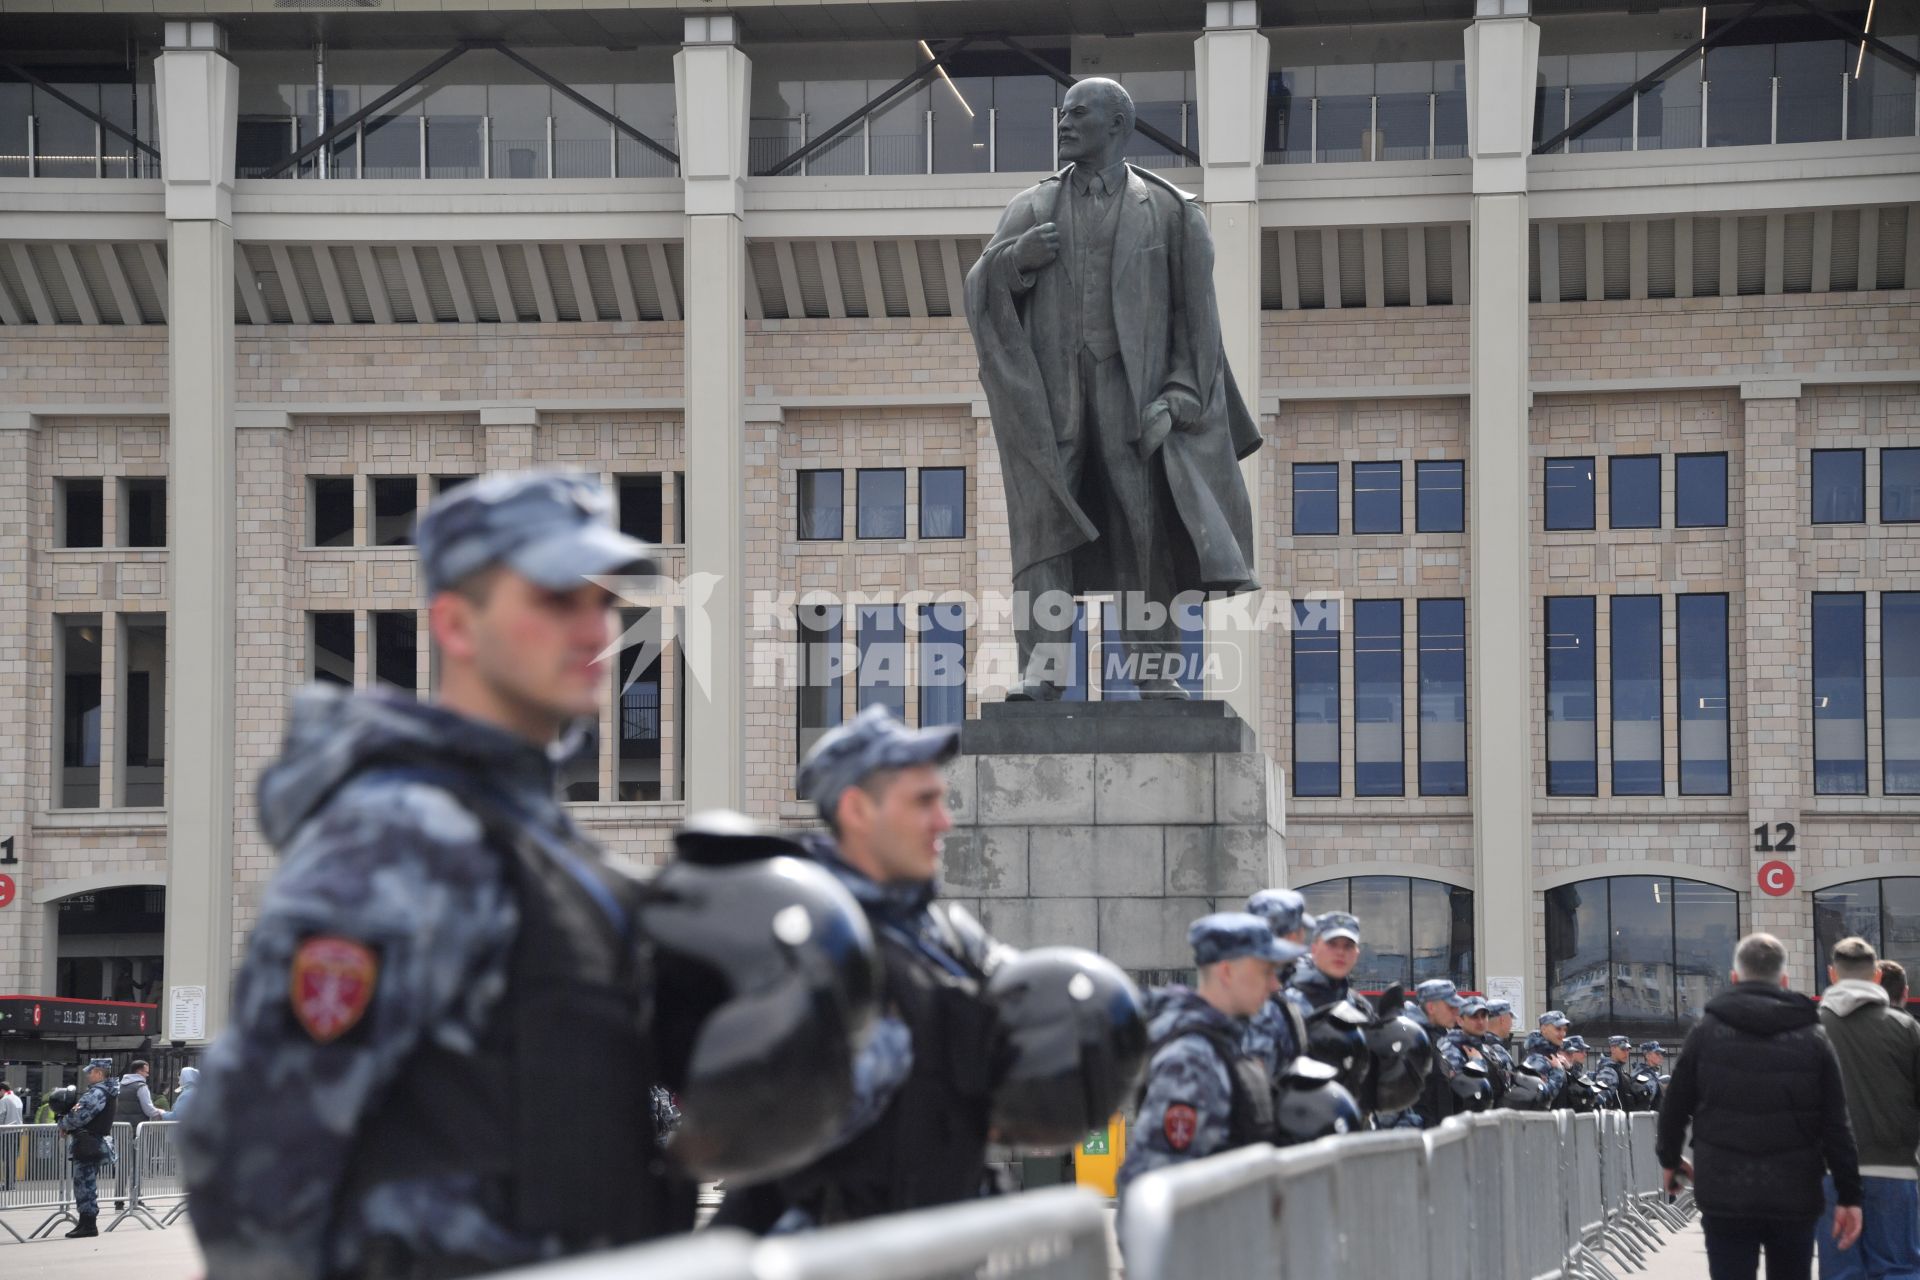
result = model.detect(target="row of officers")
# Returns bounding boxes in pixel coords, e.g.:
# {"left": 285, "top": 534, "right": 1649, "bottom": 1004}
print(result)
{"left": 173, "top": 471, "right": 1668, "bottom": 1280}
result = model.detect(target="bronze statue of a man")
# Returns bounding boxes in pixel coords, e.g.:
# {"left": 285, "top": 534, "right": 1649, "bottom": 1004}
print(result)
{"left": 965, "top": 77, "right": 1261, "bottom": 702}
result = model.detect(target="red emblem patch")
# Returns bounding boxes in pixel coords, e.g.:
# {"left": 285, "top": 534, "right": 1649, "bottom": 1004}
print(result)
{"left": 290, "top": 936, "right": 379, "bottom": 1044}
{"left": 1164, "top": 1103, "right": 1198, "bottom": 1151}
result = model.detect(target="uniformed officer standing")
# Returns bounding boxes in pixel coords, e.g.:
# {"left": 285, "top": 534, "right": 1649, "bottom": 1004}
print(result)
{"left": 1117, "top": 914, "right": 1300, "bottom": 1201}
{"left": 1593, "top": 1035, "right": 1633, "bottom": 1108}
{"left": 714, "top": 705, "right": 1013, "bottom": 1230}
{"left": 1244, "top": 889, "right": 1314, "bottom": 1080}
{"left": 1399, "top": 979, "right": 1472, "bottom": 1128}
{"left": 183, "top": 472, "right": 690, "bottom": 1279}
{"left": 56, "top": 1058, "right": 117, "bottom": 1238}
{"left": 1480, "top": 998, "right": 1518, "bottom": 1101}
{"left": 1523, "top": 1010, "right": 1574, "bottom": 1105}
{"left": 1286, "top": 912, "right": 1372, "bottom": 1017}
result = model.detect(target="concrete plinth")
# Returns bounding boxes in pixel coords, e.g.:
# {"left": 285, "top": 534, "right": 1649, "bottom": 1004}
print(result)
{"left": 943, "top": 701, "right": 1285, "bottom": 974}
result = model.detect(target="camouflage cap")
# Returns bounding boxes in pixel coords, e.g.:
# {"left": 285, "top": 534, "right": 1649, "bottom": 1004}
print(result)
{"left": 86, "top": 1057, "right": 115, "bottom": 1074}
{"left": 1189, "top": 912, "right": 1304, "bottom": 969}
{"left": 796, "top": 705, "right": 960, "bottom": 823}
{"left": 1246, "top": 887, "right": 1312, "bottom": 936}
{"left": 1311, "top": 911, "right": 1361, "bottom": 944}
{"left": 1539, "top": 1010, "right": 1571, "bottom": 1028}
{"left": 1638, "top": 1040, "right": 1665, "bottom": 1055}
{"left": 1460, "top": 995, "right": 1490, "bottom": 1016}
{"left": 1608, "top": 1035, "right": 1632, "bottom": 1049}
{"left": 415, "top": 470, "right": 654, "bottom": 596}
{"left": 1565, "top": 1035, "right": 1590, "bottom": 1052}
{"left": 1485, "top": 999, "right": 1513, "bottom": 1017}
{"left": 1416, "top": 978, "right": 1464, "bottom": 1009}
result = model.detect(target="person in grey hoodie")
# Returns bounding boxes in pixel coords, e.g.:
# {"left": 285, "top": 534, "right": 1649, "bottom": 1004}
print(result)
{"left": 161, "top": 1066, "right": 197, "bottom": 1121}
{"left": 1817, "top": 936, "right": 1920, "bottom": 1280}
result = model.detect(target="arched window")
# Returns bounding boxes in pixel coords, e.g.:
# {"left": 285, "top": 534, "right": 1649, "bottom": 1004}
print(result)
{"left": 1295, "top": 876, "right": 1472, "bottom": 992}
{"left": 1813, "top": 877, "right": 1920, "bottom": 997}
{"left": 1545, "top": 876, "right": 1739, "bottom": 1037}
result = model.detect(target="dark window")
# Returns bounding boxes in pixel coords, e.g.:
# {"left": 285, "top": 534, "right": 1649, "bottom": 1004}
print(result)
{"left": 856, "top": 604, "right": 908, "bottom": 718}
{"left": 616, "top": 608, "right": 664, "bottom": 801}
{"left": 1675, "top": 452, "right": 1728, "bottom": 528}
{"left": 1545, "top": 457, "right": 1596, "bottom": 531}
{"left": 1814, "top": 879, "right": 1920, "bottom": 1000}
{"left": 1887, "top": 594, "right": 1920, "bottom": 796}
{"left": 675, "top": 472, "right": 686, "bottom": 543}
{"left": 1884, "top": 448, "right": 1920, "bottom": 523}
{"left": 1293, "top": 463, "right": 1339, "bottom": 535}
{"left": 1608, "top": 456, "right": 1661, "bottom": 529}
{"left": 797, "top": 601, "right": 844, "bottom": 763}
{"left": 1677, "top": 593, "right": 1730, "bottom": 795}
{"left": 1101, "top": 598, "right": 1205, "bottom": 699}
{"left": 310, "top": 477, "right": 354, "bottom": 547}
{"left": 121, "top": 478, "right": 166, "bottom": 548}
{"left": 618, "top": 474, "right": 664, "bottom": 544}
{"left": 1415, "top": 460, "right": 1464, "bottom": 533}
{"left": 1812, "top": 449, "right": 1865, "bottom": 524}
{"left": 373, "top": 611, "right": 417, "bottom": 694}
{"left": 1610, "top": 596, "right": 1664, "bottom": 796}
{"left": 1352, "top": 461, "right": 1403, "bottom": 535}
{"left": 1545, "top": 596, "right": 1598, "bottom": 795}
{"left": 434, "top": 474, "right": 474, "bottom": 496}
{"left": 59, "top": 478, "right": 103, "bottom": 548}
{"left": 311, "top": 611, "right": 354, "bottom": 685}
{"left": 798, "top": 470, "right": 844, "bottom": 541}
{"left": 1296, "top": 876, "right": 1474, "bottom": 992}
{"left": 558, "top": 722, "right": 600, "bottom": 803}
{"left": 59, "top": 616, "right": 102, "bottom": 808}
{"left": 121, "top": 615, "right": 166, "bottom": 807}
{"left": 1354, "top": 599, "right": 1404, "bottom": 796}
{"left": 1417, "top": 599, "right": 1467, "bottom": 797}
{"left": 372, "top": 477, "right": 418, "bottom": 547}
{"left": 1292, "top": 599, "right": 1341, "bottom": 797}
{"left": 856, "top": 468, "right": 907, "bottom": 539}
{"left": 1813, "top": 592, "right": 1867, "bottom": 795}
{"left": 920, "top": 602, "right": 968, "bottom": 727}
{"left": 919, "top": 467, "right": 966, "bottom": 539}
{"left": 1546, "top": 876, "right": 1740, "bottom": 1037}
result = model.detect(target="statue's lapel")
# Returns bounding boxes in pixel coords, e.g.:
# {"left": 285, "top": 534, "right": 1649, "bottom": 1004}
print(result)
{"left": 1050, "top": 171, "right": 1075, "bottom": 284}
{"left": 1111, "top": 166, "right": 1152, "bottom": 281}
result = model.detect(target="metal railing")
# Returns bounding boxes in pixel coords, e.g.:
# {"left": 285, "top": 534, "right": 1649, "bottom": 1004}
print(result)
{"left": 0, "top": 1120, "right": 134, "bottom": 1242}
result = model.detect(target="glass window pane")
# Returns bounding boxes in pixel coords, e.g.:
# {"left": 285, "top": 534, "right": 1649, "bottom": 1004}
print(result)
{"left": 617, "top": 608, "right": 664, "bottom": 801}
{"left": 857, "top": 604, "right": 907, "bottom": 718}
{"left": 1609, "top": 455, "right": 1661, "bottom": 529}
{"left": 1639, "top": 52, "right": 1701, "bottom": 151}
{"left": 1354, "top": 599, "right": 1404, "bottom": 796}
{"left": 1813, "top": 592, "right": 1868, "bottom": 795}
{"left": 558, "top": 721, "right": 599, "bottom": 801}
{"left": 1353, "top": 461, "right": 1403, "bottom": 535}
{"left": 1850, "top": 41, "right": 1919, "bottom": 142}
{"left": 122, "top": 478, "right": 166, "bottom": 548}
{"left": 798, "top": 470, "right": 844, "bottom": 540}
{"left": 919, "top": 602, "right": 967, "bottom": 728}
{"left": 311, "top": 477, "right": 354, "bottom": 547}
{"left": 488, "top": 82, "right": 549, "bottom": 179}
{"left": 618, "top": 475, "right": 663, "bottom": 544}
{"left": 60, "top": 478, "right": 103, "bottom": 548}
{"left": 1812, "top": 449, "right": 1866, "bottom": 524}
{"left": 857, "top": 468, "right": 907, "bottom": 539}
{"left": 374, "top": 611, "right": 417, "bottom": 694}
{"left": 1814, "top": 880, "right": 1882, "bottom": 995}
{"left": 1350, "top": 876, "right": 1411, "bottom": 991}
{"left": 1705, "top": 44, "right": 1772, "bottom": 147}
{"left": 1448, "top": 884, "right": 1475, "bottom": 990}
{"left": 1608, "top": 877, "right": 1676, "bottom": 1028}
{"left": 1884, "top": 448, "right": 1920, "bottom": 523}
{"left": 1418, "top": 599, "right": 1467, "bottom": 797}
{"left": 1886, "top": 594, "right": 1920, "bottom": 795}
{"left": 1546, "top": 597, "right": 1598, "bottom": 795}
{"left": 1546, "top": 456, "right": 1596, "bottom": 530}
{"left": 1415, "top": 460, "right": 1464, "bottom": 533}
{"left": 1175, "top": 598, "right": 1206, "bottom": 699}
{"left": 372, "top": 477, "right": 417, "bottom": 547}
{"left": 311, "top": 612, "right": 353, "bottom": 686}
{"left": 1674, "top": 880, "right": 1739, "bottom": 1022}
{"left": 60, "top": 617, "right": 102, "bottom": 809}
{"left": 1566, "top": 53, "right": 1636, "bottom": 154}
{"left": 1298, "top": 879, "right": 1349, "bottom": 922}
{"left": 1675, "top": 452, "right": 1728, "bottom": 527}
{"left": 1678, "top": 594, "right": 1730, "bottom": 795}
{"left": 1611, "top": 596, "right": 1664, "bottom": 796}
{"left": 1293, "top": 600, "right": 1341, "bottom": 797}
{"left": 930, "top": 76, "right": 991, "bottom": 174}
{"left": 1293, "top": 463, "right": 1339, "bottom": 535}
{"left": 1774, "top": 39, "right": 1845, "bottom": 144}
{"left": 122, "top": 616, "right": 166, "bottom": 807}
{"left": 1881, "top": 880, "right": 1920, "bottom": 999}
{"left": 1546, "top": 881, "right": 1610, "bottom": 1024}
{"left": 991, "top": 73, "right": 1060, "bottom": 173}
{"left": 1409, "top": 878, "right": 1452, "bottom": 985}
{"left": 919, "top": 467, "right": 965, "bottom": 538}
{"left": 868, "top": 79, "right": 927, "bottom": 176}
{"left": 797, "top": 601, "right": 843, "bottom": 763}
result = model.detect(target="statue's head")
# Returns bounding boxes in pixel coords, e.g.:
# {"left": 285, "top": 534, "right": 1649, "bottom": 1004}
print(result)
{"left": 1057, "top": 78, "right": 1134, "bottom": 168}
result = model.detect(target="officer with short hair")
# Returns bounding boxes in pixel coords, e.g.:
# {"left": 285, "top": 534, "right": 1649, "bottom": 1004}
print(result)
{"left": 1459, "top": 997, "right": 1508, "bottom": 1104}
{"left": 1285, "top": 913, "right": 1376, "bottom": 1104}
{"left": 1244, "top": 889, "right": 1314, "bottom": 1079}
{"left": 1118, "top": 914, "right": 1299, "bottom": 1201}
{"left": 56, "top": 1058, "right": 117, "bottom": 1238}
{"left": 1523, "top": 1010, "right": 1573, "bottom": 1105}
{"left": 1636, "top": 1041, "right": 1668, "bottom": 1110}
{"left": 1482, "top": 998, "right": 1519, "bottom": 1102}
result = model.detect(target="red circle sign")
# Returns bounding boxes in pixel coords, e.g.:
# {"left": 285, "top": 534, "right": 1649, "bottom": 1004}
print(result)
{"left": 0, "top": 874, "right": 14, "bottom": 908}
{"left": 1759, "top": 861, "right": 1796, "bottom": 896}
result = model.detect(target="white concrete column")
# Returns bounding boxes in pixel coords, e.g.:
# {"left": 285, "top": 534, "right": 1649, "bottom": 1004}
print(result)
{"left": 676, "top": 16, "right": 750, "bottom": 813}
{"left": 158, "top": 21, "right": 239, "bottom": 1042}
{"left": 0, "top": 412, "right": 35, "bottom": 993}
{"left": 1195, "top": 1, "right": 1269, "bottom": 734}
{"left": 1464, "top": 8, "right": 1539, "bottom": 1011}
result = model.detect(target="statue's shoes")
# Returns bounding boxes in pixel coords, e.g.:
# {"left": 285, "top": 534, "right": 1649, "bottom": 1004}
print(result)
{"left": 1005, "top": 682, "right": 1068, "bottom": 703}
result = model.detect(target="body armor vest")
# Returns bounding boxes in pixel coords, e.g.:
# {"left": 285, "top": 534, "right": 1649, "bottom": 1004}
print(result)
{"left": 1148, "top": 1021, "right": 1275, "bottom": 1149}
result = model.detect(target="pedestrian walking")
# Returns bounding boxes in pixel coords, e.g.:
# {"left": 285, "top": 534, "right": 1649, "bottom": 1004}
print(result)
{"left": 0, "top": 1082, "right": 22, "bottom": 1191}
{"left": 1656, "top": 932, "right": 1863, "bottom": 1280}
{"left": 55, "top": 1059, "right": 117, "bottom": 1238}
{"left": 1816, "top": 936, "right": 1920, "bottom": 1280}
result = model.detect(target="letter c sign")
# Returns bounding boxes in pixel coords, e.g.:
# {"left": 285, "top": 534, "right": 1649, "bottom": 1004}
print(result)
{"left": 1758, "top": 861, "right": 1796, "bottom": 897}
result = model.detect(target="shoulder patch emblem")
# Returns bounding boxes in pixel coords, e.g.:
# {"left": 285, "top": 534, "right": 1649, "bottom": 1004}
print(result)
{"left": 1163, "top": 1103, "right": 1198, "bottom": 1151}
{"left": 290, "top": 936, "right": 379, "bottom": 1044}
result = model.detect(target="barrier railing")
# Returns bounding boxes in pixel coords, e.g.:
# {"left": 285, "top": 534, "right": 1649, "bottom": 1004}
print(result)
{"left": 106, "top": 1121, "right": 189, "bottom": 1231}
{"left": 0, "top": 1120, "right": 133, "bottom": 1242}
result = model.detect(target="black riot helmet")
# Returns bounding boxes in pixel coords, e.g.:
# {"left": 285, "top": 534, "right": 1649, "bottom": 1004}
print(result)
{"left": 1560, "top": 1071, "right": 1602, "bottom": 1114}
{"left": 638, "top": 810, "right": 879, "bottom": 1182}
{"left": 1303, "top": 998, "right": 1374, "bottom": 1099}
{"left": 1502, "top": 1065, "right": 1551, "bottom": 1111}
{"left": 986, "top": 947, "right": 1149, "bottom": 1145}
{"left": 1620, "top": 1066, "right": 1658, "bottom": 1111}
{"left": 1360, "top": 998, "right": 1431, "bottom": 1115}
{"left": 1274, "top": 1056, "right": 1363, "bottom": 1144}
{"left": 1449, "top": 1058, "right": 1495, "bottom": 1113}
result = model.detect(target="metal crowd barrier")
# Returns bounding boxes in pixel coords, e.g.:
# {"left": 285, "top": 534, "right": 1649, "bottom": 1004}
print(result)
{"left": 0, "top": 1120, "right": 135, "bottom": 1242}
{"left": 105, "top": 1121, "right": 189, "bottom": 1231}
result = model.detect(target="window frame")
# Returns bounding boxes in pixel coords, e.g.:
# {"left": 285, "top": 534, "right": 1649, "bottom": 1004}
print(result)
{"left": 1607, "top": 454, "right": 1662, "bottom": 530}
{"left": 309, "top": 475, "right": 356, "bottom": 548}
{"left": 1676, "top": 592, "right": 1731, "bottom": 796}
{"left": 1291, "top": 600, "right": 1342, "bottom": 797}
{"left": 1884, "top": 592, "right": 1920, "bottom": 796}
{"left": 1414, "top": 460, "right": 1465, "bottom": 534}
{"left": 797, "top": 468, "right": 845, "bottom": 542}
{"left": 1545, "top": 595, "right": 1599, "bottom": 796}
{"left": 1812, "top": 591, "right": 1868, "bottom": 795}
{"left": 1609, "top": 595, "right": 1665, "bottom": 796}
{"left": 1674, "top": 451, "right": 1729, "bottom": 529}
{"left": 1353, "top": 598, "right": 1405, "bottom": 797}
{"left": 1883, "top": 447, "right": 1920, "bottom": 524}
{"left": 1810, "top": 448, "right": 1866, "bottom": 525}
{"left": 855, "top": 467, "right": 908, "bottom": 541}
{"left": 1292, "top": 462, "right": 1340, "bottom": 536}
{"left": 1544, "top": 456, "right": 1597, "bottom": 532}
{"left": 1545, "top": 875, "right": 1741, "bottom": 1037}
{"left": 1416, "top": 598, "right": 1468, "bottom": 797}
{"left": 1351, "top": 460, "right": 1404, "bottom": 535}
{"left": 918, "top": 466, "right": 967, "bottom": 540}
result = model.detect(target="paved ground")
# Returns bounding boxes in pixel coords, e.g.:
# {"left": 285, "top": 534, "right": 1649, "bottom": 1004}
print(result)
{"left": 1625, "top": 1218, "right": 1709, "bottom": 1279}
{"left": 1, "top": 1219, "right": 202, "bottom": 1280}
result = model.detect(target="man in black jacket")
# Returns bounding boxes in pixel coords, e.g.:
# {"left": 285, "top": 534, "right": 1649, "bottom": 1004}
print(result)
{"left": 1657, "top": 932, "right": 1864, "bottom": 1280}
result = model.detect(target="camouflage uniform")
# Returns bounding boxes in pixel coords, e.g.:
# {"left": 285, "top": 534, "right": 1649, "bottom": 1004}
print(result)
{"left": 1243, "top": 890, "right": 1311, "bottom": 1079}
{"left": 57, "top": 1064, "right": 118, "bottom": 1219}
{"left": 1592, "top": 1036, "right": 1632, "bottom": 1110}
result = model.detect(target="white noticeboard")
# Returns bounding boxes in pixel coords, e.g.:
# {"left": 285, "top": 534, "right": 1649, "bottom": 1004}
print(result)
{"left": 169, "top": 985, "right": 207, "bottom": 1042}
{"left": 1485, "top": 975, "right": 1525, "bottom": 1023}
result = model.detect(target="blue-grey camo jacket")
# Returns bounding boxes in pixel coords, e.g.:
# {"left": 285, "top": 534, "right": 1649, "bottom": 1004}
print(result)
{"left": 182, "top": 685, "right": 613, "bottom": 1280}
{"left": 58, "top": 1080, "right": 116, "bottom": 1164}
{"left": 1245, "top": 990, "right": 1303, "bottom": 1081}
{"left": 1117, "top": 987, "right": 1245, "bottom": 1201}
{"left": 1522, "top": 1031, "right": 1569, "bottom": 1104}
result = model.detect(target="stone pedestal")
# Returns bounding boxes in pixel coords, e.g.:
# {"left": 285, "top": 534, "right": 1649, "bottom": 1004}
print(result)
{"left": 942, "top": 701, "right": 1285, "bottom": 975}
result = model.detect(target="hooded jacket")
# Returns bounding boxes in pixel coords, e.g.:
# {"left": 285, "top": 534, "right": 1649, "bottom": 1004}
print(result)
{"left": 1657, "top": 981, "right": 1862, "bottom": 1219}
{"left": 1818, "top": 979, "right": 1920, "bottom": 1176}
{"left": 165, "top": 1067, "right": 198, "bottom": 1121}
